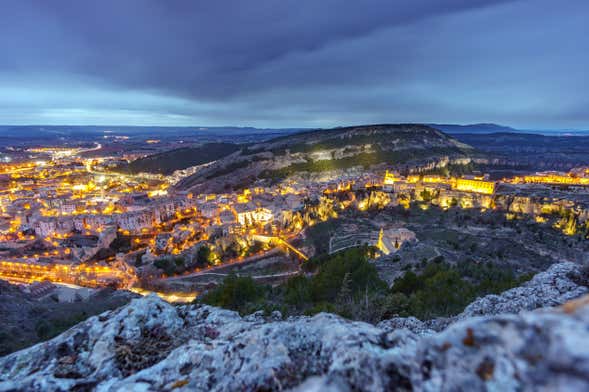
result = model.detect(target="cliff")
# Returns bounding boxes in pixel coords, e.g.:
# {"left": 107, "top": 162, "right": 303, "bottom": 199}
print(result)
{"left": 0, "top": 262, "right": 587, "bottom": 391}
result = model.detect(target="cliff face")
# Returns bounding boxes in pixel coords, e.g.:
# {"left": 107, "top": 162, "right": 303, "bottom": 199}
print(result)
{"left": 0, "top": 263, "right": 587, "bottom": 392}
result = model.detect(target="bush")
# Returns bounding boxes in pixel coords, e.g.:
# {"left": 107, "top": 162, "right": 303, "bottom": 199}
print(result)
{"left": 200, "top": 274, "right": 266, "bottom": 314}
{"left": 154, "top": 257, "right": 185, "bottom": 276}
{"left": 154, "top": 258, "right": 175, "bottom": 276}
{"left": 35, "top": 320, "right": 51, "bottom": 340}
{"left": 379, "top": 292, "right": 410, "bottom": 319}
{"left": 198, "top": 248, "right": 531, "bottom": 323}
{"left": 284, "top": 275, "right": 312, "bottom": 307}
{"left": 390, "top": 261, "right": 532, "bottom": 320}
{"left": 309, "top": 247, "right": 388, "bottom": 303}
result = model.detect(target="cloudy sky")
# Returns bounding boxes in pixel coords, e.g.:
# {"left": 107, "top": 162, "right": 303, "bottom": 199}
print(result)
{"left": 0, "top": 0, "right": 587, "bottom": 129}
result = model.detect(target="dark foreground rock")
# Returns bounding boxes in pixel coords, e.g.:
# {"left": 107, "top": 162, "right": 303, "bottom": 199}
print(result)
{"left": 0, "top": 262, "right": 588, "bottom": 391}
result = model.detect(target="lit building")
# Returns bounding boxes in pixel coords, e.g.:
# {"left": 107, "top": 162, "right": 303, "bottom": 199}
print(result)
{"left": 453, "top": 176, "right": 496, "bottom": 195}
{"left": 377, "top": 228, "right": 417, "bottom": 255}
{"left": 520, "top": 171, "right": 589, "bottom": 186}
{"left": 383, "top": 170, "right": 399, "bottom": 192}
{"left": 235, "top": 206, "right": 273, "bottom": 226}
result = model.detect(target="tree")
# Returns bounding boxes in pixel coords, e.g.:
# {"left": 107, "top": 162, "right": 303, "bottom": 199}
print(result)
{"left": 35, "top": 320, "right": 51, "bottom": 340}
{"left": 154, "top": 258, "right": 176, "bottom": 276}
{"left": 391, "top": 270, "right": 420, "bottom": 295}
{"left": 337, "top": 272, "right": 353, "bottom": 305}
{"left": 284, "top": 275, "right": 311, "bottom": 307}
{"left": 420, "top": 189, "right": 432, "bottom": 202}
{"left": 196, "top": 246, "right": 212, "bottom": 267}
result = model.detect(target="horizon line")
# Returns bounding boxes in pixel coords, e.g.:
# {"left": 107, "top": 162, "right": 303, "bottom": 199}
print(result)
{"left": 0, "top": 123, "right": 587, "bottom": 133}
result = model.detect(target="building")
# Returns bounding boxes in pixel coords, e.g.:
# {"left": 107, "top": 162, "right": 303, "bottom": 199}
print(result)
{"left": 199, "top": 202, "right": 218, "bottom": 219}
{"left": 234, "top": 204, "right": 274, "bottom": 226}
{"left": 383, "top": 170, "right": 399, "bottom": 192}
{"left": 453, "top": 176, "right": 496, "bottom": 195}
{"left": 377, "top": 228, "right": 417, "bottom": 255}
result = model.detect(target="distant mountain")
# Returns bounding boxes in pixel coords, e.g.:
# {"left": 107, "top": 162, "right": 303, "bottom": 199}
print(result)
{"left": 175, "top": 124, "right": 479, "bottom": 193}
{"left": 0, "top": 125, "right": 303, "bottom": 139}
{"left": 451, "top": 132, "right": 589, "bottom": 170}
{"left": 453, "top": 132, "right": 589, "bottom": 153}
{"left": 430, "top": 123, "right": 589, "bottom": 136}
{"left": 116, "top": 143, "right": 240, "bottom": 175}
{"left": 518, "top": 128, "right": 589, "bottom": 136}
{"left": 429, "top": 123, "right": 518, "bottom": 134}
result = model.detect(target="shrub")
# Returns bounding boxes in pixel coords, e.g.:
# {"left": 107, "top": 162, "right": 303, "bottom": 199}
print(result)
{"left": 200, "top": 275, "right": 266, "bottom": 314}
{"left": 390, "top": 261, "right": 532, "bottom": 320}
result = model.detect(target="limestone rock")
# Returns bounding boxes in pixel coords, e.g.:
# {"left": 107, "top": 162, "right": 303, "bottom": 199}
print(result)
{"left": 0, "top": 262, "right": 588, "bottom": 391}
{"left": 377, "top": 316, "right": 434, "bottom": 335}
{"left": 459, "top": 261, "right": 588, "bottom": 319}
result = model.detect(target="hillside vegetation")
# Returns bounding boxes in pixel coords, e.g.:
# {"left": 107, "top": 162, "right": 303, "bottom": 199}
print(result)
{"left": 200, "top": 246, "right": 530, "bottom": 322}
{"left": 117, "top": 143, "right": 239, "bottom": 175}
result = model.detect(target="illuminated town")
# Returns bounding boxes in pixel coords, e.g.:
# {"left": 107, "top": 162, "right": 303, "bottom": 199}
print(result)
{"left": 2, "top": 1, "right": 589, "bottom": 388}
{"left": 0, "top": 140, "right": 588, "bottom": 303}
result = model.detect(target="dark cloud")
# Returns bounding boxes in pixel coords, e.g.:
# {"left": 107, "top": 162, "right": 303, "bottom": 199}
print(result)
{"left": 0, "top": 0, "right": 587, "bottom": 128}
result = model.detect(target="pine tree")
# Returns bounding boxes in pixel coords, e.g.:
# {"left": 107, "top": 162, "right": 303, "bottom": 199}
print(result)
{"left": 337, "top": 272, "right": 353, "bottom": 305}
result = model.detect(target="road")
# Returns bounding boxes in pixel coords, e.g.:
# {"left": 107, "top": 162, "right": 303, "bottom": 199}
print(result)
{"left": 162, "top": 248, "right": 283, "bottom": 281}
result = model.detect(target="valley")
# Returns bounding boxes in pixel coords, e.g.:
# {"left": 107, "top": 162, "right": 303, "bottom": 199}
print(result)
{"left": 0, "top": 123, "right": 587, "bottom": 359}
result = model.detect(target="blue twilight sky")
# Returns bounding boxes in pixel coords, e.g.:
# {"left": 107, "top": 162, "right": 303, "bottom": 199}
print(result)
{"left": 0, "top": 0, "right": 587, "bottom": 129}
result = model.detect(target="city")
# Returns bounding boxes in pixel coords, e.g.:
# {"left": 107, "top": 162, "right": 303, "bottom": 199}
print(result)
{"left": 1, "top": 137, "right": 587, "bottom": 303}
{"left": 2, "top": 1, "right": 589, "bottom": 390}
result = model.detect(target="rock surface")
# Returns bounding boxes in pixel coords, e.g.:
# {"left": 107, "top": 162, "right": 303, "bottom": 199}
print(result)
{"left": 460, "top": 261, "right": 588, "bottom": 317}
{"left": 0, "top": 262, "right": 588, "bottom": 392}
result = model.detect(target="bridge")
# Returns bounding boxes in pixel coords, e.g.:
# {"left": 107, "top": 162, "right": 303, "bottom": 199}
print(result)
{"left": 252, "top": 235, "right": 309, "bottom": 261}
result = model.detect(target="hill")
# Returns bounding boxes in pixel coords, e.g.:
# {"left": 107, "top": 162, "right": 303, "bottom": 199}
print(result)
{"left": 116, "top": 143, "right": 240, "bottom": 175}
{"left": 175, "top": 124, "right": 479, "bottom": 193}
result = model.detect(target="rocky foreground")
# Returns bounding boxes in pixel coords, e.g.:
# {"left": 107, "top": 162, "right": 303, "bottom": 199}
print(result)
{"left": 0, "top": 262, "right": 588, "bottom": 392}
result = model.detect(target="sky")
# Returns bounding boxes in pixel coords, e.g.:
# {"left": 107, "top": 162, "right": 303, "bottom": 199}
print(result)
{"left": 0, "top": 0, "right": 587, "bottom": 129}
